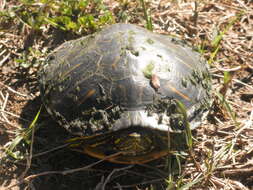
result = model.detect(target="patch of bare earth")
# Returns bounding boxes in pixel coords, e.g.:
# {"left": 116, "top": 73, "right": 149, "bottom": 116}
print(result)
{"left": 1, "top": 0, "right": 252, "bottom": 189}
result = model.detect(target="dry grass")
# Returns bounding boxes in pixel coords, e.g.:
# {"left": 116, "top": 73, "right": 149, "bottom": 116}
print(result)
{"left": 0, "top": 0, "right": 252, "bottom": 189}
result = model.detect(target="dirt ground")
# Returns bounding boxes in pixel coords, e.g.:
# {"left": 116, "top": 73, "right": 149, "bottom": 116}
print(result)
{"left": 0, "top": 0, "right": 253, "bottom": 190}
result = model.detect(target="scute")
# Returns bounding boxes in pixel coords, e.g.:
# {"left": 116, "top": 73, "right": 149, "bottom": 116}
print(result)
{"left": 40, "top": 23, "right": 211, "bottom": 163}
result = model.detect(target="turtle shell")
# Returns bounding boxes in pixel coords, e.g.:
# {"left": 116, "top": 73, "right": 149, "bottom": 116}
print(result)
{"left": 40, "top": 23, "right": 211, "bottom": 164}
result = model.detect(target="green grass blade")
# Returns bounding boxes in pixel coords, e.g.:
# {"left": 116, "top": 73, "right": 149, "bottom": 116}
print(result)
{"left": 215, "top": 92, "right": 237, "bottom": 123}
{"left": 5, "top": 136, "right": 24, "bottom": 159}
{"left": 208, "top": 13, "right": 243, "bottom": 65}
{"left": 175, "top": 100, "right": 193, "bottom": 148}
{"left": 178, "top": 176, "right": 204, "bottom": 190}
{"left": 223, "top": 71, "right": 232, "bottom": 85}
{"left": 4, "top": 107, "right": 41, "bottom": 159}
{"left": 139, "top": 0, "right": 153, "bottom": 31}
{"left": 44, "top": 17, "right": 67, "bottom": 31}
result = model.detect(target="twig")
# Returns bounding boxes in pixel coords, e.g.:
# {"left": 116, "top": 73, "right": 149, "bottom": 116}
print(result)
{"left": 0, "top": 127, "right": 17, "bottom": 134}
{"left": 123, "top": 168, "right": 159, "bottom": 179}
{"left": 209, "top": 176, "right": 226, "bottom": 188}
{"left": 235, "top": 109, "right": 253, "bottom": 137}
{"left": 0, "top": 41, "right": 20, "bottom": 56}
{"left": 101, "top": 165, "right": 133, "bottom": 190}
{"left": 223, "top": 166, "right": 253, "bottom": 178}
{"left": 6, "top": 152, "right": 123, "bottom": 190}
{"left": 0, "top": 81, "right": 30, "bottom": 97}
{"left": 225, "top": 100, "right": 252, "bottom": 111}
{"left": 61, "top": 152, "right": 122, "bottom": 175}
{"left": 215, "top": 65, "right": 242, "bottom": 72}
{"left": 0, "top": 49, "right": 7, "bottom": 57}
{"left": 0, "top": 0, "right": 6, "bottom": 10}
{"left": 193, "top": 1, "right": 199, "bottom": 27}
{"left": 228, "top": 179, "right": 249, "bottom": 190}
{"left": 0, "top": 52, "right": 10, "bottom": 66}
{"left": 138, "top": 163, "right": 168, "bottom": 178}
{"left": 235, "top": 0, "right": 249, "bottom": 10}
{"left": 114, "top": 178, "right": 164, "bottom": 188}
{"left": 212, "top": 74, "right": 253, "bottom": 90}
{"left": 189, "top": 149, "right": 203, "bottom": 172}
{"left": 1, "top": 91, "right": 10, "bottom": 123}
{"left": 0, "top": 110, "right": 30, "bottom": 123}
{"left": 33, "top": 144, "right": 69, "bottom": 158}
{"left": 0, "top": 117, "right": 21, "bottom": 129}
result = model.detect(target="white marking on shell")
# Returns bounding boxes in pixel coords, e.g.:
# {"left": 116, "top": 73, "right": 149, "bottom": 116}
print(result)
{"left": 112, "top": 110, "right": 173, "bottom": 132}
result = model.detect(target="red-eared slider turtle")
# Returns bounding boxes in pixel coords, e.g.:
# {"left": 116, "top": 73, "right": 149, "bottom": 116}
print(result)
{"left": 40, "top": 23, "right": 211, "bottom": 164}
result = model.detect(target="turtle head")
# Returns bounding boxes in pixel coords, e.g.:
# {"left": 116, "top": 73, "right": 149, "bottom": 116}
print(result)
{"left": 67, "top": 126, "right": 170, "bottom": 164}
{"left": 66, "top": 109, "right": 191, "bottom": 164}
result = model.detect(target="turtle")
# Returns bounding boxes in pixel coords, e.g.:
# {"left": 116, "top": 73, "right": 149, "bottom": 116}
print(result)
{"left": 40, "top": 23, "right": 211, "bottom": 164}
